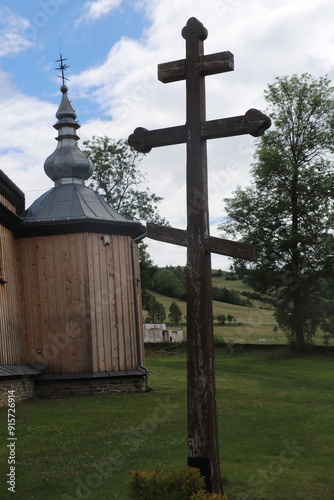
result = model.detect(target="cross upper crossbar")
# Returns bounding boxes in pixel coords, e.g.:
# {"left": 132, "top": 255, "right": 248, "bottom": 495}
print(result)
{"left": 128, "top": 17, "right": 270, "bottom": 494}
{"left": 157, "top": 50, "right": 234, "bottom": 83}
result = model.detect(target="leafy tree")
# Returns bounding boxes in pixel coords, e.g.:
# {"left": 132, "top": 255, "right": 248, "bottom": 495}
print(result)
{"left": 83, "top": 136, "right": 167, "bottom": 224}
{"left": 169, "top": 302, "right": 183, "bottom": 325}
{"left": 220, "top": 74, "right": 334, "bottom": 350}
{"left": 156, "top": 302, "right": 166, "bottom": 323}
{"left": 212, "top": 286, "right": 251, "bottom": 307}
{"left": 152, "top": 269, "right": 186, "bottom": 300}
{"left": 229, "top": 262, "right": 249, "bottom": 280}
{"left": 227, "top": 314, "right": 234, "bottom": 325}
{"left": 145, "top": 295, "right": 166, "bottom": 323}
{"left": 166, "top": 265, "right": 187, "bottom": 287}
{"left": 216, "top": 314, "right": 226, "bottom": 325}
{"left": 139, "top": 243, "right": 158, "bottom": 311}
{"left": 321, "top": 300, "right": 334, "bottom": 345}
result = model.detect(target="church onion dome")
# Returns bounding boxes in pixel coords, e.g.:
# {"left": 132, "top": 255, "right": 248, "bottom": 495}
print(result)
{"left": 20, "top": 76, "right": 146, "bottom": 240}
{"left": 44, "top": 84, "right": 94, "bottom": 183}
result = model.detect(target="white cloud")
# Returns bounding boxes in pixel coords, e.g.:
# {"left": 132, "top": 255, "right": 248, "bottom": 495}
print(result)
{"left": 77, "top": 0, "right": 122, "bottom": 24}
{"left": 2, "top": 0, "right": 334, "bottom": 266}
{"left": 0, "top": 74, "right": 55, "bottom": 206}
{"left": 0, "top": 6, "right": 33, "bottom": 57}
{"left": 71, "top": 0, "right": 334, "bottom": 265}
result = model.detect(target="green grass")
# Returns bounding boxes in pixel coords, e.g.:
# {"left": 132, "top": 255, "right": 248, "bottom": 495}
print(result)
{"left": 211, "top": 273, "right": 252, "bottom": 292}
{"left": 1, "top": 348, "right": 333, "bottom": 499}
{"left": 150, "top": 288, "right": 285, "bottom": 345}
{"left": 151, "top": 271, "right": 333, "bottom": 346}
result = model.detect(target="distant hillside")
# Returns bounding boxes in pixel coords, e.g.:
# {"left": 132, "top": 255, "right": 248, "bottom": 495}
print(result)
{"left": 150, "top": 266, "right": 264, "bottom": 308}
{"left": 145, "top": 267, "right": 286, "bottom": 345}
{"left": 145, "top": 268, "right": 328, "bottom": 346}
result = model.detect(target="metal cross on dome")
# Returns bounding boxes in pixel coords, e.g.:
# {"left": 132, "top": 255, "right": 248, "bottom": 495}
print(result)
{"left": 55, "top": 53, "right": 69, "bottom": 85}
{"left": 129, "top": 17, "right": 271, "bottom": 494}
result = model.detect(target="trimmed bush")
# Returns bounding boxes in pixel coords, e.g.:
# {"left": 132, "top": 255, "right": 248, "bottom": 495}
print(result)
{"left": 190, "top": 490, "right": 229, "bottom": 499}
{"left": 127, "top": 466, "right": 205, "bottom": 500}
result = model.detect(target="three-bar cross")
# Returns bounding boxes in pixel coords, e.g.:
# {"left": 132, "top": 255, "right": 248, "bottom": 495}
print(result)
{"left": 129, "top": 17, "right": 270, "bottom": 494}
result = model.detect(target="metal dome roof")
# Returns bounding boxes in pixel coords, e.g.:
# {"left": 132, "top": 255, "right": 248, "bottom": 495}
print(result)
{"left": 20, "top": 82, "right": 145, "bottom": 239}
{"left": 21, "top": 182, "right": 129, "bottom": 222}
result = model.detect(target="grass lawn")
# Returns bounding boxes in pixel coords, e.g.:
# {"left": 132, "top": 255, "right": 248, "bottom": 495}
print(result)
{"left": 1, "top": 348, "right": 333, "bottom": 499}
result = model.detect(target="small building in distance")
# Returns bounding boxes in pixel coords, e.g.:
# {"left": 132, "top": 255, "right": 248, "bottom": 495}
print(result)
{"left": 143, "top": 324, "right": 183, "bottom": 343}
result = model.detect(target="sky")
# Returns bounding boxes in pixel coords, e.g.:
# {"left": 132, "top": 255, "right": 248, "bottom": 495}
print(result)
{"left": 1, "top": 0, "right": 334, "bottom": 268}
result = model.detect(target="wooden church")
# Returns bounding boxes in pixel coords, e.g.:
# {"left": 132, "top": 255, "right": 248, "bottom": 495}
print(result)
{"left": 0, "top": 83, "right": 148, "bottom": 405}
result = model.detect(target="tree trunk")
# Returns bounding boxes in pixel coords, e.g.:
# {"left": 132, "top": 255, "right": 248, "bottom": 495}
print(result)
{"left": 292, "top": 285, "right": 306, "bottom": 351}
{"left": 290, "top": 167, "right": 306, "bottom": 351}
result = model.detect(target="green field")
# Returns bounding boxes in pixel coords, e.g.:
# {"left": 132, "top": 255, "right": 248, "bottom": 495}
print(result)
{"left": 152, "top": 290, "right": 282, "bottom": 344}
{"left": 1, "top": 348, "right": 333, "bottom": 499}
{"left": 151, "top": 271, "right": 332, "bottom": 346}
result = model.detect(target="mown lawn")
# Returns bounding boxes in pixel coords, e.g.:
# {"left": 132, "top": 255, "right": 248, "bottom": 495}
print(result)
{"left": 0, "top": 348, "right": 333, "bottom": 499}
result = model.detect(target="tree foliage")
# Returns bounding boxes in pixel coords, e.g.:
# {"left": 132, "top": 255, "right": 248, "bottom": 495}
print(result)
{"left": 145, "top": 295, "right": 166, "bottom": 323}
{"left": 216, "top": 314, "right": 226, "bottom": 325}
{"left": 212, "top": 286, "right": 251, "bottom": 307}
{"left": 83, "top": 136, "right": 167, "bottom": 224}
{"left": 152, "top": 269, "right": 186, "bottom": 300}
{"left": 169, "top": 302, "right": 183, "bottom": 325}
{"left": 139, "top": 243, "right": 158, "bottom": 311}
{"left": 220, "top": 74, "right": 334, "bottom": 349}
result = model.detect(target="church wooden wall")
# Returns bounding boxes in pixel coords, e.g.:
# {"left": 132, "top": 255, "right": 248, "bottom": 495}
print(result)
{"left": 0, "top": 224, "right": 22, "bottom": 364}
{"left": 18, "top": 232, "right": 142, "bottom": 374}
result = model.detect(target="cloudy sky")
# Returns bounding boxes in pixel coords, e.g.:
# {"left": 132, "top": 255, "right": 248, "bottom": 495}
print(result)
{"left": 1, "top": 0, "right": 334, "bottom": 268}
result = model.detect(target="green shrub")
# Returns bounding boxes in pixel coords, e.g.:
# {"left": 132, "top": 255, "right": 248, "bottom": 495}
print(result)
{"left": 127, "top": 466, "right": 205, "bottom": 500}
{"left": 190, "top": 490, "right": 229, "bottom": 500}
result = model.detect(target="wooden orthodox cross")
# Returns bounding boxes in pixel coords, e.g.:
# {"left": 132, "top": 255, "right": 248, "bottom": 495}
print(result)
{"left": 129, "top": 17, "right": 270, "bottom": 494}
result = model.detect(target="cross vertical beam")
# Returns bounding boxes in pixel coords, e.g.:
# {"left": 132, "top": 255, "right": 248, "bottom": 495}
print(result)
{"left": 181, "top": 19, "right": 221, "bottom": 492}
{"left": 128, "top": 16, "right": 270, "bottom": 494}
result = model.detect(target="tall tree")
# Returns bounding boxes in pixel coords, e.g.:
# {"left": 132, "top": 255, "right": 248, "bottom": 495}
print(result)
{"left": 138, "top": 243, "right": 158, "bottom": 311}
{"left": 145, "top": 295, "right": 166, "bottom": 323}
{"left": 220, "top": 74, "right": 334, "bottom": 350}
{"left": 169, "top": 302, "right": 183, "bottom": 326}
{"left": 83, "top": 136, "right": 167, "bottom": 224}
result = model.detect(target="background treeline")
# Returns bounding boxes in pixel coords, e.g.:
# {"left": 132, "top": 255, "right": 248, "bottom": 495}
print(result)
{"left": 149, "top": 266, "right": 252, "bottom": 307}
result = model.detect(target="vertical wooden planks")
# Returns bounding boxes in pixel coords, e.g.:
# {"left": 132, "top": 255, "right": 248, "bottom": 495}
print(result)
{"left": 109, "top": 235, "right": 119, "bottom": 371}
{"left": 133, "top": 242, "right": 144, "bottom": 369}
{"left": 7, "top": 229, "right": 142, "bottom": 375}
{"left": 113, "top": 235, "right": 125, "bottom": 370}
{"left": 92, "top": 233, "right": 104, "bottom": 371}
{"left": 0, "top": 225, "right": 22, "bottom": 364}
{"left": 75, "top": 232, "right": 91, "bottom": 373}
{"left": 87, "top": 233, "right": 98, "bottom": 372}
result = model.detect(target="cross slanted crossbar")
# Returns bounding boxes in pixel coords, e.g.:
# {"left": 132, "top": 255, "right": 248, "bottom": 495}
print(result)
{"left": 129, "top": 17, "right": 270, "bottom": 494}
